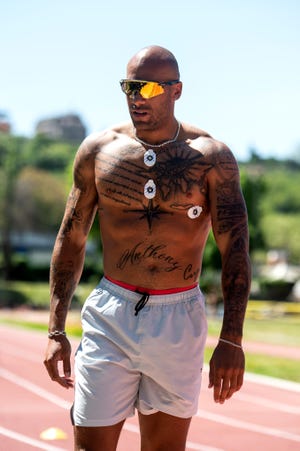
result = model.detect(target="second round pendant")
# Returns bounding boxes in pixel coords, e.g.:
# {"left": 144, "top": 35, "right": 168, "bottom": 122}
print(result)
{"left": 144, "top": 179, "right": 156, "bottom": 199}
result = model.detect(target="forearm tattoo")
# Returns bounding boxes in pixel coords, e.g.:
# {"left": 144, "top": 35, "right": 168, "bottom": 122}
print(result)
{"left": 50, "top": 261, "right": 77, "bottom": 319}
{"left": 214, "top": 154, "right": 251, "bottom": 337}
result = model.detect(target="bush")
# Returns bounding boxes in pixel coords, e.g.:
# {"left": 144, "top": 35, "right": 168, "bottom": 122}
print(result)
{"left": 0, "top": 288, "right": 28, "bottom": 308}
{"left": 259, "top": 279, "right": 294, "bottom": 301}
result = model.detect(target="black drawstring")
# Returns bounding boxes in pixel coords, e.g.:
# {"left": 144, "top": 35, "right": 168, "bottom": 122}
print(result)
{"left": 134, "top": 292, "right": 150, "bottom": 316}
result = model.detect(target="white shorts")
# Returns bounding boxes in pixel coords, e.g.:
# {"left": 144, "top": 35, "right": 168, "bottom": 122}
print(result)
{"left": 72, "top": 277, "right": 207, "bottom": 426}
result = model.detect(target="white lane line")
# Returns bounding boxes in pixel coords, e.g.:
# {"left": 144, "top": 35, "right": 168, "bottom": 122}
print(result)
{"left": 0, "top": 426, "right": 67, "bottom": 451}
{"left": 197, "top": 410, "right": 300, "bottom": 443}
{"left": 236, "top": 392, "right": 300, "bottom": 414}
{"left": 2, "top": 363, "right": 300, "bottom": 446}
{"left": 203, "top": 364, "right": 300, "bottom": 393}
{"left": 244, "top": 371, "right": 300, "bottom": 393}
{"left": 0, "top": 368, "right": 71, "bottom": 410}
{"left": 1, "top": 367, "right": 224, "bottom": 451}
{"left": 1, "top": 343, "right": 42, "bottom": 363}
{"left": 0, "top": 368, "right": 223, "bottom": 451}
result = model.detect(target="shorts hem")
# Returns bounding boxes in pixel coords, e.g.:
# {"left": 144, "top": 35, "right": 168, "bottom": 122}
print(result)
{"left": 137, "top": 406, "right": 196, "bottom": 419}
{"left": 72, "top": 410, "right": 135, "bottom": 427}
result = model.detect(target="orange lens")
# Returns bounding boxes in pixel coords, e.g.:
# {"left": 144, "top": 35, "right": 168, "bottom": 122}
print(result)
{"left": 140, "top": 82, "right": 164, "bottom": 99}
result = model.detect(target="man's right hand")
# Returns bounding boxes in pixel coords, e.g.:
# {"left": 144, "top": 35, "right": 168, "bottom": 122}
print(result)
{"left": 44, "top": 336, "right": 74, "bottom": 389}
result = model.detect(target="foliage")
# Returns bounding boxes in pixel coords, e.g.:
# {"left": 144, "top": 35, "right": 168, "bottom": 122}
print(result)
{"left": 13, "top": 167, "right": 66, "bottom": 233}
{"left": 0, "top": 134, "right": 28, "bottom": 278}
{"left": 23, "top": 134, "right": 76, "bottom": 171}
{"left": 261, "top": 213, "right": 300, "bottom": 262}
{"left": 240, "top": 168, "right": 265, "bottom": 251}
{"left": 240, "top": 158, "right": 300, "bottom": 265}
{"left": 260, "top": 169, "right": 300, "bottom": 214}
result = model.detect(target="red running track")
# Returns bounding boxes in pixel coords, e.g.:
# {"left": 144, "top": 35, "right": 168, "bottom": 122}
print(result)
{"left": 1, "top": 324, "right": 300, "bottom": 451}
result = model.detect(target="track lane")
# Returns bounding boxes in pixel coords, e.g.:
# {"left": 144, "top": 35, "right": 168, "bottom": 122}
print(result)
{"left": 1, "top": 324, "right": 299, "bottom": 450}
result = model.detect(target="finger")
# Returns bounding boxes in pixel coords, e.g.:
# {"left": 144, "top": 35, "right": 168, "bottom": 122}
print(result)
{"left": 219, "top": 377, "right": 231, "bottom": 404}
{"left": 208, "top": 360, "right": 215, "bottom": 388}
{"left": 226, "top": 374, "right": 238, "bottom": 400}
{"left": 44, "top": 358, "right": 71, "bottom": 389}
{"left": 50, "top": 369, "right": 73, "bottom": 389}
{"left": 43, "top": 358, "right": 59, "bottom": 381}
{"left": 213, "top": 377, "right": 222, "bottom": 403}
{"left": 63, "top": 357, "right": 72, "bottom": 378}
{"left": 236, "top": 370, "right": 244, "bottom": 391}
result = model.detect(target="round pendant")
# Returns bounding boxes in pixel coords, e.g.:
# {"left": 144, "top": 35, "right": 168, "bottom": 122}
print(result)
{"left": 187, "top": 205, "right": 203, "bottom": 219}
{"left": 144, "top": 149, "right": 156, "bottom": 167}
{"left": 144, "top": 179, "right": 156, "bottom": 199}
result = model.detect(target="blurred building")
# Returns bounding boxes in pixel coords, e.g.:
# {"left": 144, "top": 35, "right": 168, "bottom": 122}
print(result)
{"left": 0, "top": 111, "right": 11, "bottom": 133}
{"left": 35, "top": 113, "right": 86, "bottom": 143}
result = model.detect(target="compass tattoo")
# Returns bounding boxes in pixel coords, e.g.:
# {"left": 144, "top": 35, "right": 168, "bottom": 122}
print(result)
{"left": 127, "top": 199, "right": 173, "bottom": 230}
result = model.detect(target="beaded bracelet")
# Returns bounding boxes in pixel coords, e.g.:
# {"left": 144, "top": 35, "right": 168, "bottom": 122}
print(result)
{"left": 48, "top": 330, "right": 67, "bottom": 339}
{"left": 219, "top": 338, "right": 242, "bottom": 349}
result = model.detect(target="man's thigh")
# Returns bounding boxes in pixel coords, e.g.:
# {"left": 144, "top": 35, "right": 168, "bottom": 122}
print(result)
{"left": 74, "top": 420, "right": 125, "bottom": 451}
{"left": 138, "top": 411, "right": 192, "bottom": 451}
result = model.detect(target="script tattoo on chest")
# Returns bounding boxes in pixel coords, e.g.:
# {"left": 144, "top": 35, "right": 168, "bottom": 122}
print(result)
{"left": 116, "top": 240, "right": 200, "bottom": 281}
{"left": 116, "top": 241, "right": 182, "bottom": 272}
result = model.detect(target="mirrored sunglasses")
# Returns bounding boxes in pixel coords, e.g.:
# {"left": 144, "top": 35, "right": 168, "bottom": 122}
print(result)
{"left": 119, "top": 79, "right": 179, "bottom": 99}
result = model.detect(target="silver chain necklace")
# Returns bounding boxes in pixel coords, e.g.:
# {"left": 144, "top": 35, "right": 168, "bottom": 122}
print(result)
{"left": 134, "top": 120, "right": 181, "bottom": 148}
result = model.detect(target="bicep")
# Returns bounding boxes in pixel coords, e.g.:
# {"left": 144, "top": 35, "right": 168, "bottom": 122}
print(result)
{"left": 58, "top": 148, "right": 98, "bottom": 246}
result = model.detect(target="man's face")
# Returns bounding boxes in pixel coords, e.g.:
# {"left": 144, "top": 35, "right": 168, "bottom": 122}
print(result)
{"left": 124, "top": 60, "right": 181, "bottom": 131}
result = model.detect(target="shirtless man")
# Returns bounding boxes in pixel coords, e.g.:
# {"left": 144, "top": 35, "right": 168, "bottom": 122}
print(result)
{"left": 44, "top": 45, "right": 251, "bottom": 451}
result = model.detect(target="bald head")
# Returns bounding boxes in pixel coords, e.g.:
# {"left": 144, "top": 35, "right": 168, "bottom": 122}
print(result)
{"left": 127, "top": 45, "right": 180, "bottom": 82}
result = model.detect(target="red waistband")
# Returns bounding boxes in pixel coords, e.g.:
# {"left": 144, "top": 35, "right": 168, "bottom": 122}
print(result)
{"left": 105, "top": 275, "right": 197, "bottom": 295}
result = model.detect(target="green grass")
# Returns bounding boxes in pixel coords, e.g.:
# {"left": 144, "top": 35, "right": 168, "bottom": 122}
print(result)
{"left": 204, "top": 346, "right": 299, "bottom": 383}
{"left": 0, "top": 280, "right": 94, "bottom": 309}
{"left": 208, "top": 316, "right": 300, "bottom": 347}
{"left": 205, "top": 315, "right": 300, "bottom": 383}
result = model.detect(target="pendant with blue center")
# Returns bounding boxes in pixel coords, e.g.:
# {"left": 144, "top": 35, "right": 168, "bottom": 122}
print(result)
{"left": 144, "top": 149, "right": 156, "bottom": 167}
{"left": 144, "top": 179, "right": 156, "bottom": 199}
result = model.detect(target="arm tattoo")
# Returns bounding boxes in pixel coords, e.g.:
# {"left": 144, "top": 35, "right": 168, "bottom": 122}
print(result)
{"left": 214, "top": 156, "right": 251, "bottom": 337}
{"left": 50, "top": 261, "right": 77, "bottom": 324}
{"left": 221, "top": 236, "right": 251, "bottom": 337}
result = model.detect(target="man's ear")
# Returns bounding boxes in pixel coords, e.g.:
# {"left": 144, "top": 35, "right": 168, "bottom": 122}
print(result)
{"left": 173, "top": 82, "right": 183, "bottom": 100}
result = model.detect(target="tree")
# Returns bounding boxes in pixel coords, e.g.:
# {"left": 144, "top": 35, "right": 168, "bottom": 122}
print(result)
{"left": 13, "top": 167, "right": 67, "bottom": 233}
{"left": 0, "top": 134, "right": 27, "bottom": 279}
{"left": 240, "top": 169, "right": 266, "bottom": 252}
{"left": 24, "top": 134, "right": 76, "bottom": 171}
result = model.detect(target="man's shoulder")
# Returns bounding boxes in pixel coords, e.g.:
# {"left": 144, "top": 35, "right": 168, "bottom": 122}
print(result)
{"left": 182, "top": 123, "right": 229, "bottom": 152}
{"left": 79, "top": 122, "right": 132, "bottom": 153}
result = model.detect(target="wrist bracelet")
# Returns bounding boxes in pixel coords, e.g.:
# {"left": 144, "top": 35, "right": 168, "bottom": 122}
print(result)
{"left": 219, "top": 338, "right": 242, "bottom": 349}
{"left": 48, "top": 330, "right": 66, "bottom": 339}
